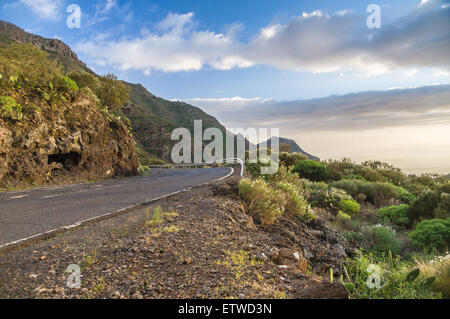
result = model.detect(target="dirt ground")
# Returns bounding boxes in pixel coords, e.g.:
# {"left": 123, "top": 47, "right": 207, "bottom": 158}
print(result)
{"left": 0, "top": 177, "right": 350, "bottom": 299}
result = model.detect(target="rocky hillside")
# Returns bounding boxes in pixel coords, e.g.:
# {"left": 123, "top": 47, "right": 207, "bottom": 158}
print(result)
{"left": 260, "top": 137, "right": 320, "bottom": 160}
{"left": 0, "top": 20, "right": 229, "bottom": 163}
{"left": 123, "top": 83, "right": 227, "bottom": 162}
{"left": 0, "top": 20, "right": 88, "bottom": 73}
{"left": 0, "top": 42, "right": 138, "bottom": 188}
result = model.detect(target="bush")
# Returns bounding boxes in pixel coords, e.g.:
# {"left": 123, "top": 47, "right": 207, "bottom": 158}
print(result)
{"left": 246, "top": 158, "right": 276, "bottom": 178}
{"left": 340, "top": 199, "right": 360, "bottom": 215}
{"left": 238, "top": 178, "right": 285, "bottom": 225}
{"left": 274, "top": 181, "right": 314, "bottom": 221}
{"left": 279, "top": 152, "right": 307, "bottom": 168}
{"left": 394, "top": 185, "right": 416, "bottom": 204}
{"left": 344, "top": 252, "right": 442, "bottom": 299}
{"left": 438, "top": 182, "right": 450, "bottom": 194}
{"left": 362, "top": 226, "right": 402, "bottom": 255}
{"left": 409, "top": 219, "right": 450, "bottom": 252}
{"left": 0, "top": 43, "right": 61, "bottom": 91}
{"left": 94, "top": 73, "right": 129, "bottom": 110}
{"left": 60, "top": 75, "right": 79, "bottom": 92}
{"left": 293, "top": 160, "right": 327, "bottom": 181}
{"left": 408, "top": 189, "right": 440, "bottom": 222}
{"left": 434, "top": 193, "right": 450, "bottom": 220}
{"left": 378, "top": 204, "right": 410, "bottom": 227}
{"left": 362, "top": 182, "right": 399, "bottom": 206}
{"left": 343, "top": 231, "right": 363, "bottom": 244}
{"left": 0, "top": 95, "right": 22, "bottom": 120}
{"left": 330, "top": 179, "right": 361, "bottom": 197}
{"left": 307, "top": 184, "right": 352, "bottom": 211}
{"left": 330, "top": 179, "right": 399, "bottom": 206}
{"left": 68, "top": 71, "right": 98, "bottom": 89}
{"left": 265, "top": 164, "right": 300, "bottom": 185}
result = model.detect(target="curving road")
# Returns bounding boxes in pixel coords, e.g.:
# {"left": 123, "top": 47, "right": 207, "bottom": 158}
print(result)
{"left": 0, "top": 167, "right": 232, "bottom": 246}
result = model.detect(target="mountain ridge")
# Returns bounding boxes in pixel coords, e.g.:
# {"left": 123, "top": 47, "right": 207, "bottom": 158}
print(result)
{"left": 0, "top": 20, "right": 317, "bottom": 163}
{"left": 259, "top": 137, "right": 319, "bottom": 161}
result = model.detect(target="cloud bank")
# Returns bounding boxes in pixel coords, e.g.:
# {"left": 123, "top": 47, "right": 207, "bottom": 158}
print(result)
{"left": 183, "top": 85, "right": 450, "bottom": 131}
{"left": 181, "top": 85, "right": 450, "bottom": 174}
{"left": 76, "top": 0, "right": 450, "bottom": 75}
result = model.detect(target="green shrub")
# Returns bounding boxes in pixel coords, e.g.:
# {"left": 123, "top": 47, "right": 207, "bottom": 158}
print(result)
{"left": 266, "top": 164, "right": 300, "bottom": 185}
{"left": 362, "top": 226, "right": 402, "bottom": 255}
{"left": 0, "top": 43, "right": 62, "bottom": 91}
{"left": 279, "top": 152, "right": 307, "bottom": 167}
{"left": 68, "top": 71, "right": 99, "bottom": 89}
{"left": 409, "top": 219, "right": 450, "bottom": 252}
{"left": 307, "top": 184, "right": 352, "bottom": 211}
{"left": 94, "top": 73, "right": 129, "bottom": 110}
{"left": 434, "top": 193, "right": 450, "bottom": 220}
{"left": 362, "top": 182, "right": 399, "bottom": 206}
{"left": 293, "top": 160, "right": 327, "bottom": 181}
{"left": 0, "top": 95, "right": 22, "bottom": 120}
{"left": 330, "top": 179, "right": 361, "bottom": 197}
{"left": 394, "top": 185, "right": 416, "bottom": 204}
{"left": 408, "top": 189, "right": 440, "bottom": 222}
{"left": 343, "top": 231, "right": 363, "bottom": 244}
{"left": 344, "top": 174, "right": 367, "bottom": 181}
{"left": 246, "top": 158, "right": 276, "bottom": 178}
{"left": 238, "top": 178, "right": 285, "bottom": 225}
{"left": 340, "top": 199, "right": 360, "bottom": 215}
{"left": 275, "top": 181, "right": 314, "bottom": 221}
{"left": 344, "top": 252, "right": 442, "bottom": 299}
{"left": 60, "top": 75, "right": 79, "bottom": 92}
{"left": 331, "top": 178, "right": 399, "bottom": 206}
{"left": 378, "top": 204, "right": 410, "bottom": 227}
{"left": 147, "top": 158, "right": 166, "bottom": 165}
{"left": 438, "top": 182, "right": 450, "bottom": 194}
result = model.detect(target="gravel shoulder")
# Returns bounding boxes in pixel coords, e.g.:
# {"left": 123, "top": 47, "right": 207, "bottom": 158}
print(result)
{"left": 0, "top": 176, "right": 349, "bottom": 299}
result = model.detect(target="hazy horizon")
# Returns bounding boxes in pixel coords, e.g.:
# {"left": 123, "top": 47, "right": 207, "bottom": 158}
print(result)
{"left": 182, "top": 84, "right": 450, "bottom": 175}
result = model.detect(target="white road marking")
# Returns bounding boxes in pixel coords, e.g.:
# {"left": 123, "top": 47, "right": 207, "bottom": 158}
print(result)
{"left": 0, "top": 167, "right": 234, "bottom": 250}
{"left": 41, "top": 194, "right": 62, "bottom": 199}
{"left": 9, "top": 195, "right": 28, "bottom": 199}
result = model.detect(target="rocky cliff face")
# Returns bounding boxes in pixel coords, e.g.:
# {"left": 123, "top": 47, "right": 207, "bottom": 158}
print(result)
{"left": 0, "top": 20, "right": 87, "bottom": 70}
{"left": 0, "top": 92, "right": 138, "bottom": 188}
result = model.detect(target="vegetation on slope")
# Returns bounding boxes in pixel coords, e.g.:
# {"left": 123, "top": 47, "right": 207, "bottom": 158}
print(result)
{"left": 0, "top": 43, "right": 138, "bottom": 187}
{"left": 241, "top": 153, "right": 450, "bottom": 299}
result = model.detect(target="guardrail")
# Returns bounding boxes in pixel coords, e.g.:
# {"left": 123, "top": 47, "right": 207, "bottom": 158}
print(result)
{"left": 148, "top": 158, "right": 244, "bottom": 176}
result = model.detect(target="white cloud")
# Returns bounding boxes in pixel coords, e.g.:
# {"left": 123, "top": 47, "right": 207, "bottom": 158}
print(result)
{"left": 76, "top": 12, "right": 253, "bottom": 73}
{"left": 97, "top": 0, "right": 117, "bottom": 14}
{"left": 76, "top": 0, "right": 450, "bottom": 75}
{"left": 20, "top": 0, "right": 63, "bottom": 20}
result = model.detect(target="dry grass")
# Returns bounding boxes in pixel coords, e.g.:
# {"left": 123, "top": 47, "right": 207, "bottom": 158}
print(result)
{"left": 415, "top": 253, "right": 450, "bottom": 298}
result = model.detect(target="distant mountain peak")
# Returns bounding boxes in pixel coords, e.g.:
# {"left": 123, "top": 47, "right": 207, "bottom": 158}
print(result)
{"left": 259, "top": 136, "right": 320, "bottom": 161}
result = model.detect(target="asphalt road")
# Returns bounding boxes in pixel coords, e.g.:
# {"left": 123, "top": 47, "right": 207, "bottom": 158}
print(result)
{"left": 0, "top": 167, "right": 232, "bottom": 246}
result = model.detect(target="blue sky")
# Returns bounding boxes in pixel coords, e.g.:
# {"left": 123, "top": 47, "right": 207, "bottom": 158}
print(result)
{"left": 1, "top": 0, "right": 450, "bottom": 173}
{"left": 1, "top": 0, "right": 448, "bottom": 100}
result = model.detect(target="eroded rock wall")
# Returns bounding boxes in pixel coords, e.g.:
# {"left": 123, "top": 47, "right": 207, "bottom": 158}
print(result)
{"left": 0, "top": 92, "right": 138, "bottom": 188}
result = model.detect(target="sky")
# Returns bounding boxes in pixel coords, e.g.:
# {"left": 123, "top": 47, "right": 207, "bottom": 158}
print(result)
{"left": 1, "top": 0, "right": 449, "bottom": 174}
